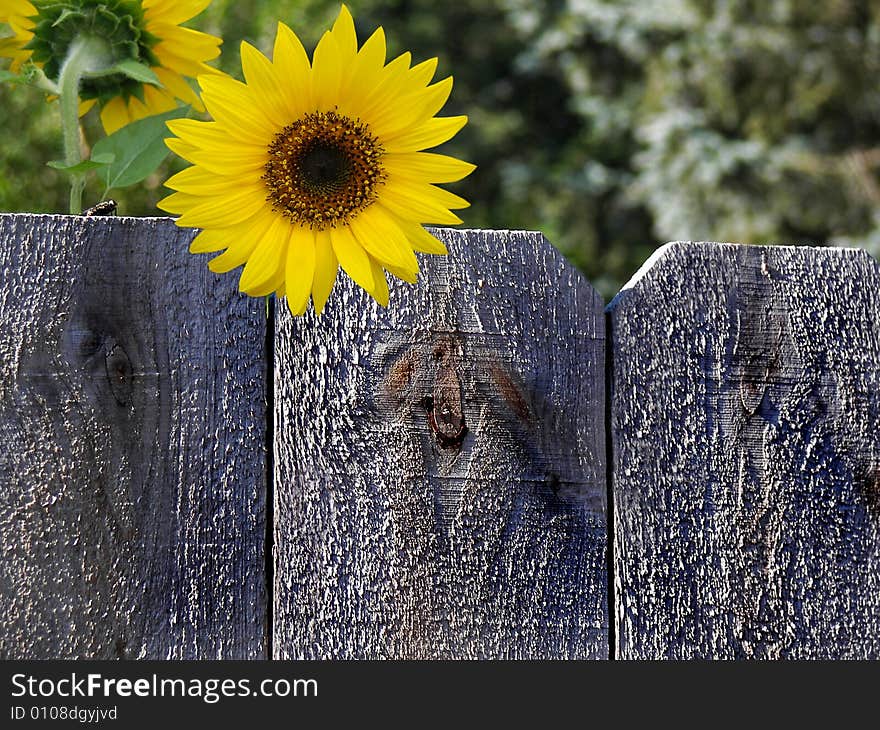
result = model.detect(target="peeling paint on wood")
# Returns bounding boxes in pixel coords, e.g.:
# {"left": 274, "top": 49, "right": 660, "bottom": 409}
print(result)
{"left": 0, "top": 214, "right": 267, "bottom": 659}
{"left": 274, "top": 229, "right": 608, "bottom": 659}
{"left": 609, "top": 242, "right": 880, "bottom": 659}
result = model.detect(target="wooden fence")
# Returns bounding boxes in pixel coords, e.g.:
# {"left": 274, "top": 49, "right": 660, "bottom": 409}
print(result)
{"left": 0, "top": 213, "right": 878, "bottom": 659}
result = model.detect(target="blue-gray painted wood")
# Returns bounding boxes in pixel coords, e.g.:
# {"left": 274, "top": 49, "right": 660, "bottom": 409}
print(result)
{"left": 610, "top": 242, "right": 880, "bottom": 659}
{"left": 0, "top": 214, "right": 267, "bottom": 659}
{"left": 274, "top": 229, "right": 608, "bottom": 659}
{"left": 10, "top": 218, "right": 876, "bottom": 661}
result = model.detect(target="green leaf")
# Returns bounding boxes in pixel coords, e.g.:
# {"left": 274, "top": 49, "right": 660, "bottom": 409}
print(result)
{"left": 52, "top": 8, "right": 84, "bottom": 27}
{"left": 92, "top": 106, "right": 189, "bottom": 191}
{"left": 107, "top": 59, "right": 161, "bottom": 86}
{"left": 47, "top": 153, "right": 115, "bottom": 174}
{"left": 0, "top": 70, "right": 25, "bottom": 84}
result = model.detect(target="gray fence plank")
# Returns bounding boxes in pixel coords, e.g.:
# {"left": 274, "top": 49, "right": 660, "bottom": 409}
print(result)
{"left": 0, "top": 214, "right": 266, "bottom": 659}
{"left": 274, "top": 229, "right": 607, "bottom": 659}
{"left": 610, "top": 242, "right": 880, "bottom": 659}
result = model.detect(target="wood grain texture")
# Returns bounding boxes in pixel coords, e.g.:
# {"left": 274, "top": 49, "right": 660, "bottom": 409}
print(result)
{"left": 610, "top": 242, "right": 880, "bottom": 659}
{"left": 274, "top": 229, "right": 607, "bottom": 659}
{"left": 0, "top": 214, "right": 266, "bottom": 659}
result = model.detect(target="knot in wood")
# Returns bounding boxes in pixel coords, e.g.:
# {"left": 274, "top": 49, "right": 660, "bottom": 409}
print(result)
{"left": 423, "top": 338, "right": 467, "bottom": 450}
{"left": 105, "top": 343, "right": 133, "bottom": 407}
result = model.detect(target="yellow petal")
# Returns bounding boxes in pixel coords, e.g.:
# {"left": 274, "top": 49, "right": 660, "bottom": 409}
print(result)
{"left": 208, "top": 246, "right": 251, "bottom": 274}
{"left": 351, "top": 51, "right": 411, "bottom": 123}
{"left": 0, "top": 36, "right": 32, "bottom": 73}
{"left": 386, "top": 263, "right": 418, "bottom": 284}
{"left": 173, "top": 147, "right": 266, "bottom": 177}
{"left": 164, "top": 165, "right": 241, "bottom": 195}
{"left": 330, "top": 5, "right": 358, "bottom": 66}
{"left": 152, "top": 42, "right": 216, "bottom": 79}
{"left": 140, "top": 84, "right": 178, "bottom": 119}
{"left": 125, "top": 95, "right": 152, "bottom": 122}
{"left": 189, "top": 227, "right": 233, "bottom": 253}
{"left": 330, "top": 225, "right": 375, "bottom": 295}
{"left": 241, "top": 253, "right": 288, "bottom": 297}
{"left": 78, "top": 98, "right": 97, "bottom": 117}
{"left": 199, "top": 74, "right": 276, "bottom": 145}
{"left": 337, "top": 27, "right": 386, "bottom": 117}
{"left": 348, "top": 205, "right": 418, "bottom": 274}
{"left": 154, "top": 67, "right": 203, "bottom": 110}
{"left": 164, "top": 137, "right": 200, "bottom": 163}
{"left": 377, "top": 183, "right": 463, "bottom": 226}
{"left": 2, "top": 0, "right": 37, "bottom": 17}
{"left": 206, "top": 211, "right": 275, "bottom": 272}
{"left": 143, "top": 0, "right": 212, "bottom": 26}
{"left": 100, "top": 97, "right": 131, "bottom": 134}
{"left": 158, "top": 190, "right": 203, "bottom": 214}
{"left": 166, "top": 119, "right": 267, "bottom": 174}
{"left": 285, "top": 225, "right": 316, "bottom": 315}
{"left": 405, "top": 57, "right": 438, "bottom": 90}
{"left": 392, "top": 217, "right": 449, "bottom": 255}
{"left": 175, "top": 186, "right": 268, "bottom": 228}
{"left": 413, "top": 76, "right": 455, "bottom": 120}
{"left": 207, "top": 245, "right": 249, "bottom": 273}
{"left": 367, "top": 256, "right": 389, "bottom": 307}
{"left": 248, "top": 265, "right": 287, "bottom": 298}
{"left": 384, "top": 152, "right": 476, "bottom": 183}
{"left": 383, "top": 115, "right": 468, "bottom": 153}
{"left": 240, "top": 41, "right": 290, "bottom": 128}
{"left": 369, "top": 76, "right": 453, "bottom": 139}
{"left": 273, "top": 22, "right": 312, "bottom": 118}
{"left": 311, "top": 29, "right": 343, "bottom": 111}
{"left": 312, "top": 230, "right": 338, "bottom": 314}
{"left": 386, "top": 180, "right": 470, "bottom": 211}
{"left": 150, "top": 24, "right": 221, "bottom": 62}
{"left": 167, "top": 119, "right": 240, "bottom": 150}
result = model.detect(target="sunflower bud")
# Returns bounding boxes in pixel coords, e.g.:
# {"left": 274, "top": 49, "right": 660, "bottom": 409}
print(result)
{"left": 25, "top": 0, "right": 159, "bottom": 104}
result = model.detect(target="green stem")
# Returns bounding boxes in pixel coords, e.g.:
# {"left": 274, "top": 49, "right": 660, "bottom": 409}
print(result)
{"left": 57, "top": 36, "right": 110, "bottom": 214}
{"left": 22, "top": 65, "right": 59, "bottom": 95}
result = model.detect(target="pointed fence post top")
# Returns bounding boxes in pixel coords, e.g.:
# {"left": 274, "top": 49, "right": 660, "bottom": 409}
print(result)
{"left": 609, "top": 239, "right": 880, "bottom": 659}
{"left": 607, "top": 240, "right": 880, "bottom": 314}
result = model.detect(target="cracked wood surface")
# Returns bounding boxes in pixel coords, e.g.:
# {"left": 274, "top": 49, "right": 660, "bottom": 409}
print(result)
{"left": 0, "top": 214, "right": 267, "bottom": 659}
{"left": 610, "top": 242, "right": 880, "bottom": 659}
{"left": 274, "top": 229, "right": 608, "bottom": 659}
{"left": 7, "top": 217, "right": 876, "bottom": 661}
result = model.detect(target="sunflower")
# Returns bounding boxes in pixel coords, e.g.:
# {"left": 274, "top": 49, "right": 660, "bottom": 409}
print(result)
{"left": 159, "top": 5, "right": 474, "bottom": 316}
{"left": 0, "top": 0, "right": 221, "bottom": 133}
{"left": 0, "top": 0, "right": 35, "bottom": 72}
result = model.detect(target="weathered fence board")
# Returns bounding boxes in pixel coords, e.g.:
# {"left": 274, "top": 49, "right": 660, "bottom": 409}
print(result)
{"left": 610, "top": 242, "right": 880, "bottom": 659}
{"left": 274, "top": 229, "right": 607, "bottom": 659}
{"left": 7, "top": 216, "right": 876, "bottom": 661}
{"left": 0, "top": 214, "right": 267, "bottom": 659}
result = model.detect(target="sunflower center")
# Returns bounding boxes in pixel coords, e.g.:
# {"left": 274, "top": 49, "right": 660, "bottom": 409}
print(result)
{"left": 300, "top": 145, "right": 350, "bottom": 193}
{"left": 263, "top": 111, "right": 386, "bottom": 230}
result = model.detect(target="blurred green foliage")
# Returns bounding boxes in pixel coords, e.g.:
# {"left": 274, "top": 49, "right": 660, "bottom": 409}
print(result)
{"left": 2, "top": 0, "right": 879, "bottom": 296}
